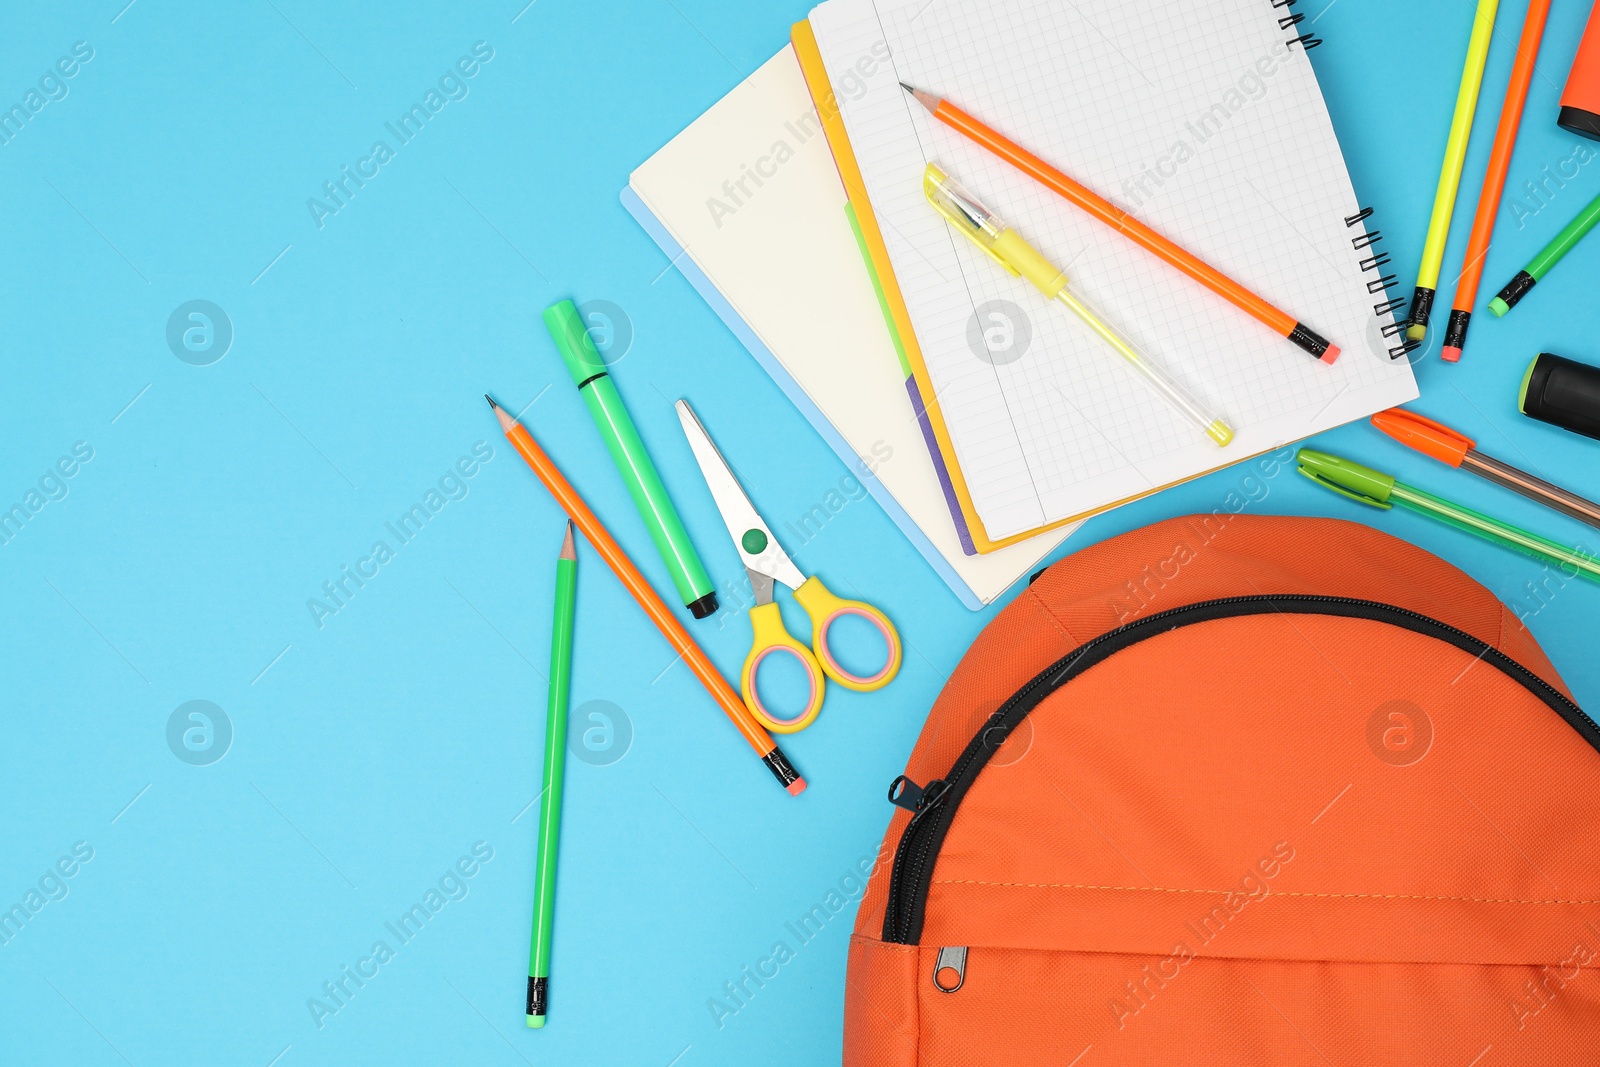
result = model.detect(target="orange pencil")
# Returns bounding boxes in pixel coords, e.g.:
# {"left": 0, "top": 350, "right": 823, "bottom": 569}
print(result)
{"left": 1441, "top": 0, "right": 1550, "bottom": 363}
{"left": 902, "top": 84, "right": 1340, "bottom": 365}
{"left": 487, "top": 395, "right": 805, "bottom": 796}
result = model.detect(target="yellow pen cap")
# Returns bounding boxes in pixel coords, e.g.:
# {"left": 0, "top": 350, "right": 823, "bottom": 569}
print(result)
{"left": 922, "top": 164, "right": 1067, "bottom": 297}
{"left": 992, "top": 230, "right": 1069, "bottom": 298}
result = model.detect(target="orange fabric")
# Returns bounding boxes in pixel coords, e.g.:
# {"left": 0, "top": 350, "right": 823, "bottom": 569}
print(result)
{"left": 845, "top": 515, "right": 1596, "bottom": 1065}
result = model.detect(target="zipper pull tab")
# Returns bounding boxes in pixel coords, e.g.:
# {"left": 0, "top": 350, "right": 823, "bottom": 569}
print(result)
{"left": 888, "top": 775, "right": 948, "bottom": 813}
{"left": 933, "top": 946, "right": 967, "bottom": 992}
{"left": 887, "top": 776, "right": 924, "bottom": 811}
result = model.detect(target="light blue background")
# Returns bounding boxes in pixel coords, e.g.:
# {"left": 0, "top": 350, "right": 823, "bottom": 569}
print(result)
{"left": 2, "top": 0, "right": 1598, "bottom": 1064}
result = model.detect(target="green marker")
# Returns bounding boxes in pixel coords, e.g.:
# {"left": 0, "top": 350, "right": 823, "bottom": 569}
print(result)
{"left": 542, "top": 299, "right": 718, "bottom": 618}
{"left": 1489, "top": 187, "right": 1600, "bottom": 317}
{"left": 1297, "top": 448, "right": 1600, "bottom": 583}
{"left": 527, "top": 521, "right": 577, "bottom": 1028}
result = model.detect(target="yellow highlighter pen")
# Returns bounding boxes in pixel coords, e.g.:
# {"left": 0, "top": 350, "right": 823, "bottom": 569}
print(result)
{"left": 924, "top": 164, "right": 1233, "bottom": 447}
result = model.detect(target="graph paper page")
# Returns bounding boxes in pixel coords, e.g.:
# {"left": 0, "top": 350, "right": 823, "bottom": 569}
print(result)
{"left": 810, "top": 0, "right": 1417, "bottom": 540}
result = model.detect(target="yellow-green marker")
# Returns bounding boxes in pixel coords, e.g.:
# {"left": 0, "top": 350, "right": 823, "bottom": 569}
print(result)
{"left": 527, "top": 521, "right": 577, "bottom": 1028}
{"left": 1405, "top": 0, "right": 1500, "bottom": 341}
{"left": 542, "top": 299, "right": 718, "bottom": 618}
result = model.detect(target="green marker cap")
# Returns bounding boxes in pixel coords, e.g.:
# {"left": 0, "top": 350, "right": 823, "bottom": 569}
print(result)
{"left": 1296, "top": 448, "right": 1395, "bottom": 509}
{"left": 543, "top": 300, "right": 609, "bottom": 383}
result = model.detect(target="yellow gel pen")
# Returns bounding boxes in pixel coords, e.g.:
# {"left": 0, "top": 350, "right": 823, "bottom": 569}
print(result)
{"left": 924, "top": 164, "right": 1233, "bottom": 447}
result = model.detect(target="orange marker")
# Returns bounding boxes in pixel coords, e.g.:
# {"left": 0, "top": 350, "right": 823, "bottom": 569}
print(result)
{"left": 487, "top": 395, "right": 806, "bottom": 796}
{"left": 901, "top": 84, "right": 1340, "bottom": 365}
{"left": 1442, "top": 0, "right": 1550, "bottom": 363}
{"left": 1371, "top": 407, "right": 1600, "bottom": 530}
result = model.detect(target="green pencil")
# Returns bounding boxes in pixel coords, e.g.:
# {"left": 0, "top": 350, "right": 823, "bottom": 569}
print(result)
{"left": 1489, "top": 186, "right": 1600, "bottom": 316}
{"left": 527, "top": 521, "right": 577, "bottom": 1028}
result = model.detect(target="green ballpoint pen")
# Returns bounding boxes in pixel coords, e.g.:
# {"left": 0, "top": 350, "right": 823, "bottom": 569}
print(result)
{"left": 1297, "top": 448, "right": 1600, "bottom": 583}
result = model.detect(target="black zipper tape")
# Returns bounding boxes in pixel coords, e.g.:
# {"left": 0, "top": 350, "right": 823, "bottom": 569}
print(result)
{"left": 881, "top": 594, "right": 1596, "bottom": 945}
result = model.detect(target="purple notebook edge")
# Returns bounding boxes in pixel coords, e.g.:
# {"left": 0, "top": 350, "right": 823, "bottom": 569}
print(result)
{"left": 904, "top": 375, "right": 977, "bottom": 556}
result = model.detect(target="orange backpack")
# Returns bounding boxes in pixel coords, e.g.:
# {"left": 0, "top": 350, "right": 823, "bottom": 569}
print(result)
{"left": 845, "top": 514, "right": 1600, "bottom": 1065}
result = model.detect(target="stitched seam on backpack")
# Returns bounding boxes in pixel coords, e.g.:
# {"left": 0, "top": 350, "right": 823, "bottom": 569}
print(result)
{"left": 1026, "top": 584, "right": 1078, "bottom": 647}
{"left": 1497, "top": 607, "right": 1568, "bottom": 701}
{"left": 933, "top": 879, "right": 1600, "bottom": 906}
{"left": 850, "top": 934, "right": 919, "bottom": 954}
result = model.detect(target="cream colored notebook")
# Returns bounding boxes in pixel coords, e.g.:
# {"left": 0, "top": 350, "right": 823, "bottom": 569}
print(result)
{"left": 625, "top": 46, "right": 1074, "bottom": 608}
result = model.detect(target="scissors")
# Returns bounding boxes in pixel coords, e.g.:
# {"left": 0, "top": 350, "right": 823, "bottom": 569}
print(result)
{"left": 676, "top": 400, "right": 902, "bottom": 733}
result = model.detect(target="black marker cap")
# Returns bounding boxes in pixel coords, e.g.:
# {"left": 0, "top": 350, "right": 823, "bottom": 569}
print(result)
{"left": 1519, "top": 352, "right": 1600, "bottom": 442}
{"left": 1558, "top": 106, "right": 1600, "bottom": 144}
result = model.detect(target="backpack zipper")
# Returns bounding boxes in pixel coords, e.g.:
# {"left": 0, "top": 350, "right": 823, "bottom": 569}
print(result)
{"left": 881, "top": 594, "right": 1597, "bottom": 946}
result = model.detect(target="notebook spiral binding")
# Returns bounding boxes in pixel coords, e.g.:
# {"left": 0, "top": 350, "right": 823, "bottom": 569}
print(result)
{"left": 1272, "top": 0, "right": 1322, "bottom": 50}
{"left": 1345, "top": 207, "right": 1419, "bottom": 360}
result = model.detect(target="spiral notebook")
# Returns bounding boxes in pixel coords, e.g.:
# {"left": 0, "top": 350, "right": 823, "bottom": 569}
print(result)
{"left": 802, "top": 0, "right": 1419, "bottom": 547}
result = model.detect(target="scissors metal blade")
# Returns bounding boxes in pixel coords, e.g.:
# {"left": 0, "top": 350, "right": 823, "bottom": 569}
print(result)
{"left": 676, "top": 399, "right": 806, "bottom": 593}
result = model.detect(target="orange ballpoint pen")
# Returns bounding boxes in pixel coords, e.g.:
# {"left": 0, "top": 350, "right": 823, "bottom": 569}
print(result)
{"left": 1371, "top": 407, "right": 1600, "bottom": 530}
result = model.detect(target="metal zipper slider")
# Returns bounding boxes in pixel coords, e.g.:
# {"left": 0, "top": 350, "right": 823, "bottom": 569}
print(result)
{"left": 933, "top": 946, "right": 967, "bottom": 992}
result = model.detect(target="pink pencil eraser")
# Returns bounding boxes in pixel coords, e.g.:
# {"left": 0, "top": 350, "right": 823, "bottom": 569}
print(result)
{"left": 1441, "top": 346, "right": 1461, "bottom": 363}
{"left": 1320, "top": 344, "right": 1341, "bottom": 365}
{"left": 787, "top": 777, "right": 807, "bottom": 796}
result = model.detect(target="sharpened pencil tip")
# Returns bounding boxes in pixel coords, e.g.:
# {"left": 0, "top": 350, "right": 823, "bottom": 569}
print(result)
{"left": 901, "top": 83, "right": 939, "bottom": 112}
{"left": 559, "top": 520, "right": 575, "bottom": 560}
{"left": 487, "top": 394, "right": 516, "bottom": 433}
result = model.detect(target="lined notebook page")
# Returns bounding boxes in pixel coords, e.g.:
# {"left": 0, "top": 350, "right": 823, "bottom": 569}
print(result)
{"left": 809, "top": 0, "right": 1417, "bottom": 541}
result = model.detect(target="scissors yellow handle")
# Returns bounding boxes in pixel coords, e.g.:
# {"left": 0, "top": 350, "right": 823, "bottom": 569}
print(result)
{"left": 792, "top": 576, "right": 902, "bottom": 690}
{"left": 739, "top": 577, "right": 903, "bottom": 733}
{"left": 740, "top": 603, "right": 826, "bottom": 733}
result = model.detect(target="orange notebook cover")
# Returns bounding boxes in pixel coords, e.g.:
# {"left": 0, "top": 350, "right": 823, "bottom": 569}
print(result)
{"left": 791, "top": 19, "right": 1057, "bottom": 554}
